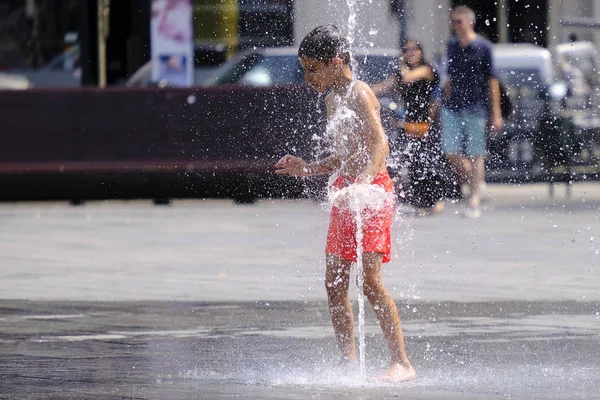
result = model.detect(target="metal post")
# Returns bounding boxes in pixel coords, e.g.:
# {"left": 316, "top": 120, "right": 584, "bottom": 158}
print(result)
{"left": 97, "top": 0, "right": 110, "bottom": 88}
{"left": 560, "top": 18, "right": 600, "bottom": 29}
{"left": 547, "top": 0, "right": 562, "bottom": 47}
{"left": 497, "top": 0, "right": 508, "bottom": 43}
{"left": 398, "top": 0, "right": 406, "bottom": 47}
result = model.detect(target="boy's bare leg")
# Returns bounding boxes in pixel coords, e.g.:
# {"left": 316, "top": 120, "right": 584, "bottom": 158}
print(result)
{"left": 362, "top": 252, "right": 416, "bottom": 382}
{"left": 325, "top": 254, "right": 356, "bottom": 363}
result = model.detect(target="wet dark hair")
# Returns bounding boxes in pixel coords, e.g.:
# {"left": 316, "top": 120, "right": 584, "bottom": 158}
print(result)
{"left": 401, "top": 39, "right": 427, "bottom": 67}
{"left": 298, "top": 25, "right": 350, "bottom": 65}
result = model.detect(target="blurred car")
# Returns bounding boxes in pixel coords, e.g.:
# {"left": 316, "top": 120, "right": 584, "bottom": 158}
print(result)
{"left": 202, "top": 46, "right": 399, "bottom": 87}
{"left": 550, "top": 41, "right": 600, "bottom": 170}
{"left": 128, "top": 45, "right": 399, "bottom": 88}
{"left": 126, "top": 43, "right": 229, "bottom": 87}
{"left": 199, "top": 46, "right": 399, "bottom": 200}
{"left": 10, "top": 45, "right": 81, "bottom": 88}
{"left": 488, "top": 41, "right": 600, "bottom": 182}
{"left": 486, "top": 43, "right": 556, "bottom": 181}
{"left": 0, "top": 71, "right": 31, "bottom": 90}
{"left": 553, "top": 40, "right": 600, "bottom": 115}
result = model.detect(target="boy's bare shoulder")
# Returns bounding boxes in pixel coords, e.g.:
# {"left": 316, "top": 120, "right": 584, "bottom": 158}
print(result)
{"left": 352, "top": 80, "right": 375, "bottom": 96}
{"left": 351, "top": 80, "right": 380, "bottom": 109}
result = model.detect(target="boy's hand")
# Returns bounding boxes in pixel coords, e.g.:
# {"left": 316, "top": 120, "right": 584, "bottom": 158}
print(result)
{"left": 274, "top": 155, "right": 308, "bottom": 177}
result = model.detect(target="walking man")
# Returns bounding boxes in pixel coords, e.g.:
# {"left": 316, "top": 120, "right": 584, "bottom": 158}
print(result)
{"left": 441, "top": 5, "right": 503, "bottom": 218}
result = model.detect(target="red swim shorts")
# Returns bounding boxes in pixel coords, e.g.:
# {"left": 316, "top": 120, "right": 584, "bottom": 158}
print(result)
{"left": 325, "top": 170, "right": 395, "bottom": 263}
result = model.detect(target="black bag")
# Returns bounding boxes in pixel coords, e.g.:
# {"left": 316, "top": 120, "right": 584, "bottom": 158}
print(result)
{"left": 499, "top": 80, "right": 514, "bottom": 119}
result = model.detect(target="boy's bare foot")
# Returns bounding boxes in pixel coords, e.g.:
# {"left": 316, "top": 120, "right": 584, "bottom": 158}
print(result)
{"left": 375, "top": 363, "right": 416, "bottom": 382}
{"left": 337, "top": 356, "right": 360, "bottom": 373}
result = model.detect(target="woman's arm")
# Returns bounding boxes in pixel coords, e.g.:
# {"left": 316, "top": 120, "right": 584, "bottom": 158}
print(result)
{"left": 370, "top": 75, "right": 399, "bottom": 96}
{"left": 399, "top": 64, "right": 434, "bottom": 84}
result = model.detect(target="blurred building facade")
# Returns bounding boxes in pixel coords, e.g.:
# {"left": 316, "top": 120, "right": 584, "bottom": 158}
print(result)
{"left": 296, "top": 0, "right": 599, "bottom": 63}
{"left": 0, "top": 0, "right": 78, "bottom": 69}
{"left": 548, "top": 0, "right": 600, "bottom": 46}
{"left": 0, "top": 0, "right": 598, "bottom": 84}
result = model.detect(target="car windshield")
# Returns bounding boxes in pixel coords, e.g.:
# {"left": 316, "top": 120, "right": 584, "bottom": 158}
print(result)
{"left": 213, "top": 54, "right": 303, "bottom": 86}
{"left": 212, "top": 52, "right": 396, "bottom": 87}
{"left": 496, "top": 68, "right": 545, "bottom": 124}
{"left": 352, "top": 54, "right": 397, "bottom": 84}
{"left": 44, "top": 46, "right": 80, "bottom": 71}
{"left": 558, "top": 51, "right": 599, "bottom": 87}
{"left": 496, "top": 68, "right": 544, "bottom": 99}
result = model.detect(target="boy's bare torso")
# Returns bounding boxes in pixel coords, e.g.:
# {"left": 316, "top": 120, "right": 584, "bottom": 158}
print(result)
{"left": 325, "top": 80, "right": 389, "bottom": 181}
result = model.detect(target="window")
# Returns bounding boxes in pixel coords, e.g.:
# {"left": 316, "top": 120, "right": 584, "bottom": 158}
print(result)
{"left": 237, "top": 0, "right": 294, "bottom": 48}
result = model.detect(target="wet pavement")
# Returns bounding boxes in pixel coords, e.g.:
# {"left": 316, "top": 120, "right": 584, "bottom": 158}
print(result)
{"left": 1, "top": 182, "right": 599, "bottom": 399}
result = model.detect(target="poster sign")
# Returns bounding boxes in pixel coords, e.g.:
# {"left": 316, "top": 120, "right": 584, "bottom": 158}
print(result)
{"left": 150, "top": 0, "right": 194, "bottom": 87}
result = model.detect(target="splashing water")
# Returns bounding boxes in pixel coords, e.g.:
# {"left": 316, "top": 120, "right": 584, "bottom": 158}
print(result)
{"left": 328, "top": 183, "right": 395, "bottom": 378}
{"left": 305, "top": 0, "right": 390, "bottom": 378}
{"left": 344, "top": 0, "right": 367, "bottom": 378}
{"left": 346, "top": 0, "right": 358, "bottom": 89}
{"left": 322, "top": 102, "right": 366, "bottom": 377}
{"left": 305, "top": 0, "right": 403, "bottom": 378}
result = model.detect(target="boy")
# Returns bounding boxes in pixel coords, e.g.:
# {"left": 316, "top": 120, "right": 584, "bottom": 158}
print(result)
{"left": 275, "top": 25, "right": 415, "bottom": 382}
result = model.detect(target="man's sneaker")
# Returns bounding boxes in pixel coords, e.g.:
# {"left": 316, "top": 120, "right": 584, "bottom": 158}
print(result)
{"left": 479, "top": 181, "right": 488, "bottom": 202}
{"left": 460, "top": 183, "right": 471, "bottom": 198}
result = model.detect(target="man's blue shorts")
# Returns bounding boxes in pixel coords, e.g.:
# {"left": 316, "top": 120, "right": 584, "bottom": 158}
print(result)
{"left": 441, "top": 108, "right": 487, "bottom": 157}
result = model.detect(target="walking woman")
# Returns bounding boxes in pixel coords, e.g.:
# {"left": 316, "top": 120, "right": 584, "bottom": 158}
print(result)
{"left": 372, "top": 39, "right": 446, "bottom": 216}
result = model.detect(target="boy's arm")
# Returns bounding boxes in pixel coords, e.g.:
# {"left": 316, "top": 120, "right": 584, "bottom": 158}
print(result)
{"left": 275, "top": 154, "right": 341, "bottom": 177}
{"left": 304, "top": 154, "right": 342, "bottom": 175}
{"left": 352, "top": 84, "right": 389, "bottom": 184}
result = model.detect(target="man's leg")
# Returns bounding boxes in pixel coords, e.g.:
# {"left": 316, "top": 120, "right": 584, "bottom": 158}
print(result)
{"left": 464, "top": 114, "right": 488, "bottom": 210}
{"left": 469, "top": 156, "right": 485, "bottom": 208}
{"left": 441, "top": 108, "right": 473, "bottom": 194}
{"left": 325, "top": 254, "right": 356, "bottom": 362}
{"left": 362, "top": 252, "right": 415, "bottom": 381}
{"left": 446, "top": 153, "right": 473, "bottom": 184}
